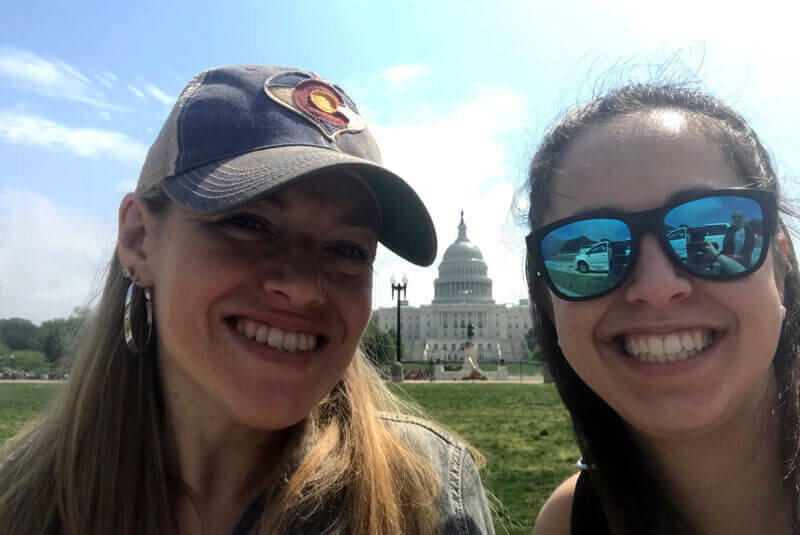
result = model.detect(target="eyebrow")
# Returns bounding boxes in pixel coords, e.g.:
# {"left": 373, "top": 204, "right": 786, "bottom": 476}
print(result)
{"left": 573, "top": 186, "right": 721, "bottom": 215}
{"left": 248, "top": 196, "right": 380, "bottom": 230}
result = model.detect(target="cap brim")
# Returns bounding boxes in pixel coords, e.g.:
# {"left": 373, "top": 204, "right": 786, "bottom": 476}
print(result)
{"left": 162, "top": 145, "right": 437, "bottom": 266}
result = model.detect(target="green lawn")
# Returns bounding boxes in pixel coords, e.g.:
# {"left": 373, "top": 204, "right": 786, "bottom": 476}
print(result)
{"left": 0, "top": 382, "right": 59, "bottom": 444}
{"left": 401, "top": 361, "right": 545, "bottom": 376}
{"left": 0, "top": 382, "right": 577, "bottom": 534}
{"left": 391, "top": 383, "right": 577, "bottom": 534}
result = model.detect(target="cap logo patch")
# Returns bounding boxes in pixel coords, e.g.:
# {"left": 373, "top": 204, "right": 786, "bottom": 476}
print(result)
{"left": 264, "top": 71, "right": 365, "bottom": 139}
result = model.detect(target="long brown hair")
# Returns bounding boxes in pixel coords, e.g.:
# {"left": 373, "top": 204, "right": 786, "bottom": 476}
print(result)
{"left": 523, "top": 84, "right": 800, "bottom": 534}
{"left": 0, "top": 186, "right": 446, "bottom": 535}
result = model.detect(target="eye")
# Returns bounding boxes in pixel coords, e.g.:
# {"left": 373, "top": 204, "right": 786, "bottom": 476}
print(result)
{"left": 328, "top": 242, "right": 373, "bottom": 261}
{"left": 218, "top": 213, "right": 272, "bottom": 233}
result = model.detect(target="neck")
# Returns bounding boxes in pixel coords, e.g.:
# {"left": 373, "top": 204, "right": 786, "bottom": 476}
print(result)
{"left": 159, "top": 360, "right": 288, "bottom": 533}
{"left": 639, "top": 374, "right": 790, "bottom": 535}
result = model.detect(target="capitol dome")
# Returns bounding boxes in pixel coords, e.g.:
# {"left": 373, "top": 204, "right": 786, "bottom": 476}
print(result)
{"left": 433, "top": 212, "right": 494, "bottom": 303}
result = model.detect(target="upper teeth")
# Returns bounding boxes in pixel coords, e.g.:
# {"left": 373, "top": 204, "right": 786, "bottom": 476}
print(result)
{"left": 235, "top": 319, "right": 318, "bottom": 352}
{"left": 623, "top": 329, "right": 713, "bottom": 363}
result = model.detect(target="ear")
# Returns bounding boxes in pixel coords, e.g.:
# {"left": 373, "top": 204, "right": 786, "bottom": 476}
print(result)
{"left": 774, "top": 232, "right": 789, "bottom": 304}
{"left": 117, "top": 193, "right": 159, "bottom": 287}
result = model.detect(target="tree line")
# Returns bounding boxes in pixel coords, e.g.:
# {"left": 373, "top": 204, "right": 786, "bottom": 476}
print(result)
{"left": 0, "top": 308, "right": 88, "bottom": 375}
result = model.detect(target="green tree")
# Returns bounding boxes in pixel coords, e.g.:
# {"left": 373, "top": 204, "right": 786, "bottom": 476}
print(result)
{"left": 0, "top": 350, "right": 50, "bottom": 374}
{"left": 385, "top": 328, "right": 403, "bottom": 362}
{"left": 360, "top": 318, "right": 395, "bottom": 366}
{"left": 524, "top": 328, "right": 537, "bottom": 351}
{"left": 39, "top": 316, "right": 83, "bottom": 364}
{"left": 0, "top": 318, "right": 41, "bottom": 351}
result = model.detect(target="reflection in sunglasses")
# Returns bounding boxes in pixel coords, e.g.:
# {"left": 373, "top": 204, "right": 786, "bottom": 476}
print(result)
{"left": 529, "top": 190, "right": 775, "bottom": 300}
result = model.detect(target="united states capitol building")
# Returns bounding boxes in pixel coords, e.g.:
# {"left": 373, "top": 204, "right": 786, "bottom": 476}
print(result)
{"left": 373, "top": 214, "right": 532, "bottom": 362}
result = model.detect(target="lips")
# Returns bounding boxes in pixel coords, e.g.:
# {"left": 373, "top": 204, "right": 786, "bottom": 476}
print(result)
{"left": 234, "top": 318, "right": 320, "bottom": 352}
{"left": 620, "top": 328, "right": 715, "bottom": 363}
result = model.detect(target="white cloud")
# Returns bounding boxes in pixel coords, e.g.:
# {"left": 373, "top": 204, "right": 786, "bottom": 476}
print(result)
{"left": 0, "top": 110, "right": 147, "bottom": 163}
{"left": 0, "top": 189, "right": 112, "bottom": 324}
{"left": 0, "top": 47, "right": 119, "bottom": 110}
{"left": 380, "top": 64, "right": 431, "bottom": 85}
{"left": 95, "top": 74, "right": 113, "bottom": 88}
{"left": 127, "top": 84, "right": 145, "bottom": 98}
{"left": 145, "top": 83, "right": 174, "bottom": 105}
{"left": 370, "top": 84, "right": 529, "bottom": 310}
{"left": 94, "top": 72, "right": 117, "bottom": 89}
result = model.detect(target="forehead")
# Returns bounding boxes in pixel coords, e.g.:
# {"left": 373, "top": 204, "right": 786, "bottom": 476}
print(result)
{"left": 542, "top": 112, "right": 743, "bottom": 224}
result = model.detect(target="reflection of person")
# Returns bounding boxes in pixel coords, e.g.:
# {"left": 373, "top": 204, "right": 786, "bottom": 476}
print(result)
{"left": 528, "top": 85, "right": 796, "bottom": 534}
{"left": 0, "top": 66, "right": 494, "bottom": 534}
{"left": 697, "top": 240, "right": 746, "bottom": 276}
{"left": 721, "top": 209, "right": 755, "bottom": 268}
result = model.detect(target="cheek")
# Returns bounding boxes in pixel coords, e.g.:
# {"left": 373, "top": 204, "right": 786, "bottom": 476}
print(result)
{"left": 550, "top": 297, "right": 608, "bottom": 368}
{"left": 551, "top": 298, "right": 602, "bottom": 342}
{"left": 331, "top": 272, "right": 373, "bottom": 332}
{"left": 152, "top": 238, "right": 255, "bottom": 336}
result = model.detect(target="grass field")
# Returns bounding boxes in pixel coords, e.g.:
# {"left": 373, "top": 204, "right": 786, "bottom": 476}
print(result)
{"left": 0, "top": 382, "right": 58, "bottom": 444}
{"left": 0, "top": 382, "right": 577, "bottom": 534}
{"left": 401, "top": 361, "right": 545, "bottom": 376}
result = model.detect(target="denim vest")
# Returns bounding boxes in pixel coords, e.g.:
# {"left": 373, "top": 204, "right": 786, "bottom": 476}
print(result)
{"left": 233, "top": 414, "right": 495, "bottom": 534}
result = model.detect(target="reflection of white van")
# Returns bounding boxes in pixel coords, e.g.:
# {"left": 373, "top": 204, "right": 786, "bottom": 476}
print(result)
{"left": 666, "top": 227, "right": 689, "bottom": 259}
{"left": 575, "top": 241, "right": 610, "bottom": 273}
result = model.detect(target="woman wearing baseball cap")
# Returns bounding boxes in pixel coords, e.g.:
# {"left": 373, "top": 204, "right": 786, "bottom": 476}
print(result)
{"left": 0, "top": 66, "right": 494, "bottom": 534}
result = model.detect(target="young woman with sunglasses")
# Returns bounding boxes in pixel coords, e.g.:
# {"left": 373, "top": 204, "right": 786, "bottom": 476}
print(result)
{"left": 528, "top": 85, "right": 798, "bottom": 535}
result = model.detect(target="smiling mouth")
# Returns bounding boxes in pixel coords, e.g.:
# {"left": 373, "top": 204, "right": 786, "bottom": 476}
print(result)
{"left": 232, "top": 318, "right": 322, "bottom": 352}
{"left": 617, "top": 328, "right": 716, "bottom": 363}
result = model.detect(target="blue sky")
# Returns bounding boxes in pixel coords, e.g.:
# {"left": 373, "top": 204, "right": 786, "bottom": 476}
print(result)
{"left": 0, "top": 0, "right": 797, "bottom": 323}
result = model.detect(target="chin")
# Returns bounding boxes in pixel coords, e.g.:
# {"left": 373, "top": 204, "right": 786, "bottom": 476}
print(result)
{"left": 227, "top": 390, "right": 322, "bottom": 432}
{"left": 617, "top": 389, "right": 755, "bottom": 441}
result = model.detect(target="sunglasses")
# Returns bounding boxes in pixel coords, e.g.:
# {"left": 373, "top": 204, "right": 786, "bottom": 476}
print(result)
{"left": 526, "top": 189, "right": 776, "bottom": 301}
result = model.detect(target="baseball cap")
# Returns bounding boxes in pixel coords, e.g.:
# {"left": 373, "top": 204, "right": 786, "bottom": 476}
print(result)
{"left": 136, "top": 65, "right": 437, "bottom": 266}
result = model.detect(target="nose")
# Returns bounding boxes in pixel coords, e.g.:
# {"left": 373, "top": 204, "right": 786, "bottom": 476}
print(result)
{"left": 623, "top": 235, "right": 692, "bottom": 308}
{"left": 261, "top": 251, "right": 325, "bottom": 307}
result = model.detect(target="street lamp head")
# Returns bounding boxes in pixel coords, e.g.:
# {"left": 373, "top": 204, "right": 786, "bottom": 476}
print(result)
{"left": 402, "top": 274, "right": 408, "bottom": 285}
{"left": 391, "top": 275, "right": 396, "bottom": 285}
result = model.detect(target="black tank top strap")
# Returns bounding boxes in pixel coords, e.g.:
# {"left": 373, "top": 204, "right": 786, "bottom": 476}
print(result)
{"left": 570, "top": 470, "right": 610, "bottom": 535}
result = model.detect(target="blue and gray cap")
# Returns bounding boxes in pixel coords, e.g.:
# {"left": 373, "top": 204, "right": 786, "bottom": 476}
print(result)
{"left": 137, "top": 64, "right": 437, "bottom": 266}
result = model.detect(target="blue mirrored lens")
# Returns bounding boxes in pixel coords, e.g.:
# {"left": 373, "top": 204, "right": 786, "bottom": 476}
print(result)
{"left": 540, "top": 219, "right": 631, "bottom": 298}
{"left": 664, "top": 196, "right": 765, "bottom": 277}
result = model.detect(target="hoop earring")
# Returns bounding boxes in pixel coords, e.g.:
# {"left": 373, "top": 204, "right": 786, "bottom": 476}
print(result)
{"left": 123, "top": 269, "right": 153, "bottom": 354}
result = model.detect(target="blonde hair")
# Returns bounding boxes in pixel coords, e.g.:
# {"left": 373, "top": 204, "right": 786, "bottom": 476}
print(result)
{"left": 0, "top": 189, "right": 450, "bottom": 535}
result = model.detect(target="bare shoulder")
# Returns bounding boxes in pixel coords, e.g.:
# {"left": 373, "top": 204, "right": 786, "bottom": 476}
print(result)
{"left": 532, "top": 472, "right": 579, "bottom": 535}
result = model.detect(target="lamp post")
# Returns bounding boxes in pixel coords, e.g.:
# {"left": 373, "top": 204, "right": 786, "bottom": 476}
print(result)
{"left": 390, "top": 275, "right": 407, "bottom": 382}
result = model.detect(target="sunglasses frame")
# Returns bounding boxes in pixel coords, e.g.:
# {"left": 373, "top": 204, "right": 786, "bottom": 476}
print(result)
{"left": 526, "top": 188, "right": 777, "bottom": 302}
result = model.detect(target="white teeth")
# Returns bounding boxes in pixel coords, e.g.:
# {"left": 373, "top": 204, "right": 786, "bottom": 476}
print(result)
{"left": 622, "top": 329, "right": 715, "bottom": 363}
{"left": 648, "top": 337, "right": 664, "bottom": 356}
{"left": 267, "top": 328, "right": 283, "bottom": 349}
{"left": 693, "top": 330, "right": 704, "bottom": 349}
{"left": 663, "top": 334, "right": 681, "bottom": 354}
{"left": 681, "top": 332, "right": 694, "bottom": 351}
{"left": 245, "top": 321, "right": 257, "bottom": 339}
{"left": 255, "top": 324, "right": 269, "bottom": 343}
{"left": 283, "top": 332, "right": 297, "bottom": 352}
{"left": 234, "top": 318, "right": 319, "bottom": 352}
